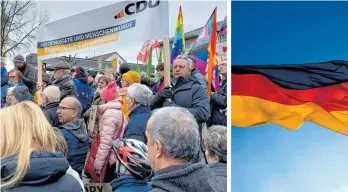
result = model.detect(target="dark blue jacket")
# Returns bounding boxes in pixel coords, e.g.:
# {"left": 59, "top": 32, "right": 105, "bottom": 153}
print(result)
{"left": 111, "top": 175, "right": 152, "bottom": 192}
{"left": 60, "top": 126, "right": 89, "bottom": 175}
{"left": 150, "top": 163, "right": 224, "bottom": 192}
{"left": 88, "top": 83, "right": 97, "bottom": 101}
{"left": 73, "top": 79, "right": 90, "bottom": 112}
{"left": 123, "top": 105, "right": 151, "bottom": 144}
{"left": 209, "top": 78, "right": 227, "bottom": 126}
{"left": 43, "top": 102, "right": 60, "bottom": 127}
{"left": 1, "top": 67, "right": 8, "bottom": 108}
{"left": 0, "top": 151, "right": 83, "bottom": 192}
{"left": 150, "top": 76, "right": 210, "bottom": 124}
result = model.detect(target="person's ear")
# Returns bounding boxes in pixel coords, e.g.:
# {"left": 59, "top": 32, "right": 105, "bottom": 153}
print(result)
{"left": 155, "top": 140, "right": 164, "bottom": 159}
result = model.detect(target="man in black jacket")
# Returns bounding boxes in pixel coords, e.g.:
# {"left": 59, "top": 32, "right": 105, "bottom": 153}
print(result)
{"left": 209, "top": 59, "right": 227, "bottom": 126}
{"left": 14, "top": 55, "right": 37, "bottom": 95}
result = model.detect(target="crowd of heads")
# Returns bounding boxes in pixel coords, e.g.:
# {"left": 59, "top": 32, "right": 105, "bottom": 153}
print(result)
{"left": 0, "top": 53, "right": 227, "bottom": 191}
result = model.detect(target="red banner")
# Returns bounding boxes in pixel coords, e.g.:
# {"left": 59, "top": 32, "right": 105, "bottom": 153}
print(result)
{"left": 137, "top": 40, "right": 160, "bottom": 63}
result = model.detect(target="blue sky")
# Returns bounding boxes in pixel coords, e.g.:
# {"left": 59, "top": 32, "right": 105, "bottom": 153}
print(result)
{"left": 232, "top": 2, "right": 348, "bottom": 192}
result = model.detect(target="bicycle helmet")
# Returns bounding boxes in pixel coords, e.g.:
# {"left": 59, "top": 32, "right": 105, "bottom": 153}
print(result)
{"left": 112, "top": 138, "right": 152, "bottom": 179}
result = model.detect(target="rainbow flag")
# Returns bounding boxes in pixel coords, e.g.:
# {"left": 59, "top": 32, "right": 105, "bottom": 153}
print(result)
{"left": 189, "top": 8, "right": 219, "bottom": 93}
{"left": 219, "top": 15, "right": 227, "bottom": 36}
{"left": 232, "top": 61, "right": 348, "bottom": 135}
{"left": 206, "top": 8, "right": 218, "bottom": 97}
{"left": 171, "top": 6, "right": 185, "bottom": 64}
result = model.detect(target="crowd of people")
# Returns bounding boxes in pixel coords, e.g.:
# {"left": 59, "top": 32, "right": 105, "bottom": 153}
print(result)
{"left": 0, "top": 54, "right": 227, "bottom": 192}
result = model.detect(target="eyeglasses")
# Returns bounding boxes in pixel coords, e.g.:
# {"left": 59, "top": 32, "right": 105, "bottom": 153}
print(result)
{"left": 9, "top": 76, "right": 17, "bottom": 79}
{"left": 57, "top": 106, "right": 76, "bottom": 111}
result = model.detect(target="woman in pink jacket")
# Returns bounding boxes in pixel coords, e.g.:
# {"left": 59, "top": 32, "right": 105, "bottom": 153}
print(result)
{"left": 94, "top": 81, "right": 127, "bottom": 182}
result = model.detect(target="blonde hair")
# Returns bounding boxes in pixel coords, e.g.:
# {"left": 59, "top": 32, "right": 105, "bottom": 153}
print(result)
{"left": 0, "top": 101, "right": 57, "bottom": 188}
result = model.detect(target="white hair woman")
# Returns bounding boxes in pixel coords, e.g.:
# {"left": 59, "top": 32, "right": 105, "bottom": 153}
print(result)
{"left": 123, "top": 83, "right": 153, "bottom": 144}
{"left": 6, "top": 86, "right": 32, "bottom": 106}
{"left": 203, "top": 125, "right": 227, "bottom": 192}
{"left": 41, "top": 85, "right": 61, "bottom": 127}
{"left": 0, "top": 101, "right": 83, "bottom": 191}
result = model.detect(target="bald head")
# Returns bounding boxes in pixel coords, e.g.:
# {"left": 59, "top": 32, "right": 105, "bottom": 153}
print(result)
{"left": 57, "top": 97, "right": 82, "bottom": 124}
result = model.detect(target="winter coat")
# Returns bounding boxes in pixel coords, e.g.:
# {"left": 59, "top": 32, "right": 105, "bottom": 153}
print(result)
{"left": 209, "top": 78, "right": 227, "bottom": 126}
{"left": 52, "top": 75, "right": 77, "bottom": 100}
{"left": 191, "top": 68, "right": 208, "bottom": 91}
{"left": 111, "top": 175, "right": 152, "bottom": 192}
{"left": 94, "top": 101, "right": 126, "bottom": 171}
{"left": 123, "top": 105, "right": 151, "bottom": 144}
{"left": 0, "top": 151, "right": 83, "bottom": 192}
{"left": 151, "top": 79, "right": 164, "bottom": 95}
{"left": 150, "top": 163, "right": 224, "bottom": 192}
{"left": 59, "top": 119, "right": 89, "bottom": 174}
{"left": 66, "top": 166, "right": 85, "bottom": 191}
{"left": 73, "top": 79, "right": 90, "bottom": 112}
{"left": 208, "top": 163, "right": 227, "bottom": 192}
{"left": 42, "top": 102, "right": 60, "bottom": 127}
{"left": 150, "top": 76, "right": 210, "bottom": 124}
{"left": 1, "top": 67, "right": 8, "bottom": 108}
{"left": 17, "top": 63, "right": 37, "bottom": 95}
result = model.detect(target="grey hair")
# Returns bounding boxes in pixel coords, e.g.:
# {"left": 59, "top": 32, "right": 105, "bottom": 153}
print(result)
{"left": 127, "top": 83, "right": 153, "bottom": 106}
{"left": 148, "top": 107, "right": 200, "bottom": 163}
{"left": 203, "top": 125, "right": 227, "bottom": 162}
{"left": 175, "top": 54, "right": 194, "bottom": 69}
{"left": 65, "top": 97, "right": 82, "bottom": 117}
{"left": 7, "top": 87, "right": 14, "bottom": 94}
{"left": 42, "top": 86, "right": 60, "bottom": 103}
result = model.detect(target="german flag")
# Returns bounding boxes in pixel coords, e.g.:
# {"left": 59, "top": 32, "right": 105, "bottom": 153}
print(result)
{"left": 114, "top": 10, "right": 125, "bottom": 19}
{"left": 232, "top": 60, "right": 348, "bottom": 135}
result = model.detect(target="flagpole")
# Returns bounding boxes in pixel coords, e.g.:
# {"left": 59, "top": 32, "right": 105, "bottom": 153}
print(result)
{"left": 155, "top": 46, "right": 159, "bottom": 62}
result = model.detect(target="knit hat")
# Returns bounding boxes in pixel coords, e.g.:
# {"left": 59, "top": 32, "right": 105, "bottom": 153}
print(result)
{"left": 74, "top": 67, "right": 87, "bottom": 84}
{"left": 13, "top": 55, "right": 25, "bottom": 63}
{"left": 122, "top": 71, "right": 141, "bottom": 85}
{"left": 88, "top": 71, "right": 97, "bottom": 79}
{"left": 101, "top": 81, "right": 117, "bottom": 102}
{"left": 12, "top": 86, "right": 32, "bottom": 102}
{"left": 75, "top": 67, "right": 85, "bottom": 74}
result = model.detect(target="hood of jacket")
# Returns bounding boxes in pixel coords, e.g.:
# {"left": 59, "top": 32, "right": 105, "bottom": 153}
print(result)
{"left": 208, "top": 163, "right": 227, "bottom": 178}
{"left": 111, "top": 175, "right": 151, "bottom": 190}
{"left": 98, "top": 101, "right": 123, "bottom": 115}
{"left": 151, "top": 163, "right": 224, "bottom": 192}
{"left": 62, "top": 118, "right": 88, "bottom": 141}
{"left": 52, "top": 75, "right": 72, "bottom": 86}
{"left": 1, "top": 151, "right": 69, "bottom": 189}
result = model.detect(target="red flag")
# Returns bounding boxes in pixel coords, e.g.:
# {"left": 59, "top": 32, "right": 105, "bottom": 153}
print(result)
{"left": 137, "top": 40, "right": 160, "bottom": 63}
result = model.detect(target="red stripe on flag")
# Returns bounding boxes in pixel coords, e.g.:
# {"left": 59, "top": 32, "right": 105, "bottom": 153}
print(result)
{"left": 232, "top": 74, "right": 348, "bottom": 112}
